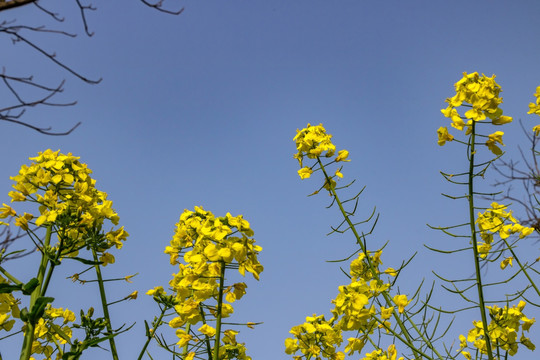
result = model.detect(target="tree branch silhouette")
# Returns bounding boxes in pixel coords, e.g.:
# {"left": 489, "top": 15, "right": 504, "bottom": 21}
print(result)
{"left": 493, "top": 120, "right": 540, "bottom": 232}
{"left": 0, "top": 0, "right": 183, "bottom": 259}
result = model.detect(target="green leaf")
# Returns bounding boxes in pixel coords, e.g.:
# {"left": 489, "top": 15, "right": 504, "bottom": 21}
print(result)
{"left": 21, "top": 278, "right": 40, "bottom": 295}
{"left": 65, "top": 256, "right": 103, "bottom": 265}
{"left": 0, "top": 283, "right": 22, "bottom": 294}
{"left": 144, "top": 320, "right": 150, "bottom": 337}
{"left": 29, "top": 296, "right": 55, "bottom": 322}
{"left": 50, "top": 323, "right": 72, "bottom": 344}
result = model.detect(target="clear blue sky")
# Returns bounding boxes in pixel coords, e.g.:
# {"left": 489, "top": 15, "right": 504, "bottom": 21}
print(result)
{"left": 2, "top": 1, "right": 540, "bottom": 359}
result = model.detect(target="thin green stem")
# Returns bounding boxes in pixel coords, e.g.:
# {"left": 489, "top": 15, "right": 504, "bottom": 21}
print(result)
{"left": 317, "top": 159, "right": 437, "bottom": 360}
{"left": 467, "top": 122, "right": 494, "bottom": 360}
{"left": 200, "top": 308, "right": 213, "bottom": 359}
{"left": 40, "top": 234, "right": 66, "bottom": 296}
{"left": 182, "top": 322, "right": 192, "bottom": 357}
{"left": 137, "top": 305, "right": 169, "bottom": 360}
{"left": 20, "top": 225, "right": 52, "bottom": 360}
{"left": 92, "top": 247, "right": 119, "bottom": 360}
{"left": 213, "top": 261, "right": 226, "bottom": 360}
{"left": 181, "top": 290, "right": 195, "bottom": 357}
{"left": 501, "top": 237, "right": 540, "bottom": 297}
{"left": 371, "top": 315, "right": 437, "bottom": 359}
{"left": 401, "top": 308, "right": 445, "bottom": 360}
{"left": 0, "top": 266, "right": 23, "bottom": 285}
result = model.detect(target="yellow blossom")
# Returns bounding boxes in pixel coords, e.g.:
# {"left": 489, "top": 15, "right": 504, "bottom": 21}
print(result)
{"left": 146, "top": 286, "right": 166, "bottom": 297}
{"left": 99, "top": 252, "right": 115, "bottom": 266}
{"left": 528, "top": 85, "right": 540, "bottom": 116}
{"left": 393, "top": 294, "right": 410, "bottom": 313}
{"left": 0, "top": 203, "right": 16, "bottom": 218}
{"left": 441, "top": 72, "right": 512, "bottom": 131}
{"left": 485, "top": 131, "right": 504, "bottom": 155}
{"left": 437, "top": 126, "right": 454, "bottom": 146}
{"left": 15, "top": 212, "right": 33, "bottom": 230}
{"left": 298, "top": 167, "right": 313, "bottom": 179}
{"left": 198, "top": 323, "right": 216, "bottom": 337}
{"left": 344, "top": 337, "right": 365, "bottom": 355}
{"left": 336, "top": 150, "right": 350, "bottom": 162}
{"left": 8, "top": 150, "right": 127, "bottom": 260}
{"left": 175, "top": 329, "right": 193, "bottom": 347}
{"left": 380, "top": 306, "right": 394, "bottom": 320}
{"left": 285, "top": 338, "right": 299, "bottom": 354}
{"left": 500, "top": 257, "right": 513, "bottom": 269}
{"left": 293, "top": 123, "right": 336, "bottom": 161}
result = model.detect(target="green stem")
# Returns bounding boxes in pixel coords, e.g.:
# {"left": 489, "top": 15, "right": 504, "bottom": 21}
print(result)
{"left": 0, "top": 266, "right": 23, "bottom": 285}
{"left": 136, "top": 305, "right": 169, "bottom": 360}
{"left": 40, "top": 234, "right": 66, "bottom": 296}
{"left": 371, "top": 315, "right": 437, "bottom": 359}
{"left": 182, "top": 320, "right": 192, "bottom": 357}
{"left": 92, "top": 247, "right": 119, "bottom": 360}
{"left": 467, "top": 122, "right": 494, "bottom": 360}
{"left": 20, "top": 225, "right": 52, "bottom": 360}
{"left": 317, "top": 159, "right": 438, "bottom": 360}
{"left": 213, "top": 261, "right": 226, "bottom": 360}
{"left": 501, "top": 237, "right": 540, "bottom": 297}
{"left": 199, "top": 308, "right": 213, "bottom": 358}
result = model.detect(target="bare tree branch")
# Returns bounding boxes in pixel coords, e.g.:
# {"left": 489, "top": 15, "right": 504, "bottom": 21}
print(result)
{"left": 0, "top": 222, "right": 35, "bottom": 261}
{"left": 140, "top": 0, "right": 184, "bottom": 15}
{"left": 1, "top": 0, "right": 183, "bottom": 134}
{"left": 1, "top": 0, "right": 184, "bottom": 258}
{"left": 0, "top": 0, "right": 37, "bottom": 12}
{"left": 492, "top": 120, "right": 540, "bottom": 232}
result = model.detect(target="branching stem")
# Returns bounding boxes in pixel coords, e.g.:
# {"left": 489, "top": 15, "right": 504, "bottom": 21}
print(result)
{"left": 92, "top": 247, "right": 119, "bottom": 360}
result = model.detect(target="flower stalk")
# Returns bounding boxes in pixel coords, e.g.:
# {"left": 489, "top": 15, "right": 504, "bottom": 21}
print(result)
{"left": 467, "top": 122, "right": 494, "bottom": 360}
{"left": 20, "top": 225, "right": 52, "bottom": 360}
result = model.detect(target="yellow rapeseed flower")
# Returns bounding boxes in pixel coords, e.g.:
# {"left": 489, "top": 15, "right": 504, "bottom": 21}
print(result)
{"left": 198, "top": 324, "right": 216, "bottom": 337}
{"left": 336, "top": 150, "right": 350, "bottom": 162}
{"left": 440, "top": 73, "right": 512, "bottom": 142}
{"left": 485, "top": 131, "right": 505, "bottom": 155}
{"left": 293, "top": 124, "right": 350, "bottom": 182}
{"left": 528, "top": 85, "right": 540, "bottom": 116}
{"left": 298, "top": 167, "right": 313, "bottom": 179}
{"left": 437, "top": 126, "right": 454, "bottom": 146}
{"left": 500, "top": 257, "right": 513, "bottom": 270}
{"left": 393, "top": 294, "right": 410, "bottom": 314}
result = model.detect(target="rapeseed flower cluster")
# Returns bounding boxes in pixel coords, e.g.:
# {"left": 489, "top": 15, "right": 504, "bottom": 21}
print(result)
{"left": 153, "top": 206, "right": 262, "bottom": 359}
{"left": 28, "top": 305, "right": 76, "bottom": 360}
{"left": 331, "top": 251, "right": 395, "bottom": 333}
{"left": 458, "top": 301, "right": 535, "bottom": 359}
{"left": 288, "top": 125, "right": 409, "bottom": 359}
{"left": 285, "top": 314, "right": 344, "bottom": 360}
{"left": 4, "top": 149, "right": 127, "bottom": 261}
{"left": 0, "top": 274, "right": 20, "bottom": 332}
{"left": 441, "top": 72, "right": 512, "bottom": 127}
{"left": 438, "top": 72, "right": 513, "bottom": 155}
{"left": 475, "top": 202, "right": 534, "bottom": 259}
{"left": 359, "top": 344, "right": 403, "bottom": 360}
{"left": 285, "top": 251, "right": 403, "bottom": 359}
{"left": 293, "top": 123, "right": 349, "bottom": 181}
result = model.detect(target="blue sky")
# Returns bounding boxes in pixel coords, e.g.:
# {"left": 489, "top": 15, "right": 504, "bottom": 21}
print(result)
{"left": 2, "top": 1, "right": 540, "bottom": 359}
